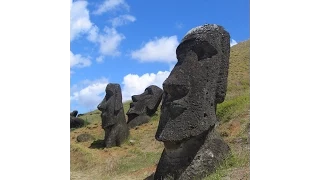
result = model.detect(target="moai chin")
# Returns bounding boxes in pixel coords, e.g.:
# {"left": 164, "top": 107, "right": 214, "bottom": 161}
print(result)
{"left": 126, "top": 85, "right": 163, "bottom": 129}
{"left": 97, "top": 83, "right": 129, "bottom": 148}
{"left": 153, "top": 24, "right": 231, "bottom": 180}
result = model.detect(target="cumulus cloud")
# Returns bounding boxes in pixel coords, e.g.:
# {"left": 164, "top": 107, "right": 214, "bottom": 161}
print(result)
{"left": 131, "top": 36, "right": 179, "bottom": 63}
{"left": 96, "top": 55, "right": 105, "bottom": 63}
{"left": 70, "top": 0, "right": 92, "bottom": 41}
{"left": 87, "top": 25, "right": 99, "bottom": 42}
{"left": 70, "top": 51, "right": 91, "bottom": 68}
{"left": 122, "top": 71, "right": 170, "bottom": 101}
{"left": 86, "top": 25, "right": 125, "bottom": 57}
{"left": 93, "top": 0, "right": 129, "bottom": 15}
{"left": 70, "top": 78, "right": 109, "bottom": 110}
{"left": 230, "top": 39, "right": 238, "bottom": 47}
{"left": 86, "top": 26, "right": 125, "bottom": 57}
{"left": 110, "top": 14, "right": 136, "bottom": 27}
{"left": 71, "top": 0, "right": 135, "bottom": 60}
{"left": 97, "top": 27, "right": 125, "bottom": 56}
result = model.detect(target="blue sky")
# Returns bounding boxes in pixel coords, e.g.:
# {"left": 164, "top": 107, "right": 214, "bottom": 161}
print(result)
{"left": 70, "top": 0, "right": 250, "bottom": 113}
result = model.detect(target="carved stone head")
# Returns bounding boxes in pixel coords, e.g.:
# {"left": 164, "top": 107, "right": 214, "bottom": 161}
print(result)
{"left": 126, "top": 85, "right": 163, "bottom": 128}
{"left": 97, "top": 83, "right": 123, "bottom": 129}
{"left": 155, "top": 24, "right": 230, "bottom": 143}
{"left": 70, "top": 110, "right": 78, "bottom": 117}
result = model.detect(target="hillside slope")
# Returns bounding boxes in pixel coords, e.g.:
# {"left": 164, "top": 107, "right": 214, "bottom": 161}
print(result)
{"left": 70, "top": 40, "right": 250, "bottom": 180}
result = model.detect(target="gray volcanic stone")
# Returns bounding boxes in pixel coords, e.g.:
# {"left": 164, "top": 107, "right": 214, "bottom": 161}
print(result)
{"left": 70, "top": 116, "right": 84, "bottom": 128}
{"left": 153, "top": 24, "right": 231, "bottom": 180}
{"left": 126, "top": 85, "right": 163, "bottom": 128}
{"left": 70, "top": 110, "right": 78, "bottom": 117}
{"left": 97, "top": 83, "right": 129, "bottom": 148}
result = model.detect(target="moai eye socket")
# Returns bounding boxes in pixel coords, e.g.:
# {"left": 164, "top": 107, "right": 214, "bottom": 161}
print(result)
{"left": 145, "top": 87, "right": 153, "bottom": 95}
{"left": 176, "top": 38, "right": 217, "bottom": 61}
{"left": 105, "top": 90, "right": 113, "bottom": 100}
{"left": 192, "top": 41, "right": 218, "bottom": 61}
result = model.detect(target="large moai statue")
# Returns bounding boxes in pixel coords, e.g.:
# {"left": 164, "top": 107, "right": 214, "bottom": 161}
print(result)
{"left": 97, "top": 83, "right": 129, "bottom": 148}
{"left": 70, "top": 110, "right": 85, "bottom": 128}
{"left": 126, "top": 85, "right": 163, "bottom": 129}
{"left": 153, "top": 24, "right": 231, "bottom": 180}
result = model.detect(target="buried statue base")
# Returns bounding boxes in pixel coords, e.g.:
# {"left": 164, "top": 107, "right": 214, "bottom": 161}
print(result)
{"left": 70, "top": 110, "right": 85, "bottom": 129}
{"left": 127, "top": 114, "right": 151, "bottom": 129}
{"left": 70, "top": 116, "right": 85, "bottom": 128}
{"left": 153, "top": 126, "right": 230, "bottom": 180}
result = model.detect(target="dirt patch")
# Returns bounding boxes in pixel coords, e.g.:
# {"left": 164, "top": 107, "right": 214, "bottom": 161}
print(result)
{"left": 70, "top": 171, "right": 92, "bottom": 180}
{"left": 129, "top": 121, "right": 163, "bottom": 153}
{"left": 221, "top": 167, "right": 250, "bottom": 180}
{"left": 130, "top": 164, "right": 157, "bottom": 179}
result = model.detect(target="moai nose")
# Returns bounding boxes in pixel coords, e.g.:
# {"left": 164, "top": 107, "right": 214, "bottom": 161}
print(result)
{"left": 132, "top": 95, "right": 138, "bottom": 102}
{"left": 162, "top": 77, "right": 189, "bottom": 101}
{"left": 97, "top": 98, "right": 106, "bottom": 111}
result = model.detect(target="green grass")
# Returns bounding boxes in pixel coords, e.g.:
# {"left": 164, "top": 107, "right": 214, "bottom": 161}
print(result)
{"left": 115, "top": 148, "right": 162, "bottom": 174}
{"left": 123, "top": 100, "right": 132, "bottom": 113}
{"left": 217, "top": 91, "right": 250, "bottom": 123}
{"left": 204, "top": 152, "right": 250, "bottom": 180}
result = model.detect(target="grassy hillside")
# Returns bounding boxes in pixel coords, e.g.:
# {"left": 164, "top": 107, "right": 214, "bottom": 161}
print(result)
{"left": 70, "top": 40, "right": 250, "bottom": 180}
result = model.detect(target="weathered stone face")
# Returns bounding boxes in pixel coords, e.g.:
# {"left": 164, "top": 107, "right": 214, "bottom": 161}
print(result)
{"left": 153, "top": 24, "right": 231, "bottom": 180}
{"left": 126, "top": 85, "right": 163, "bottom": 128}
{"left": 98, "top": 84, "right": 123, "bottom": 128}
{"left": 70, "top": 110, "right": 78, "bottom": 117}
{"left": 97, "top": 83, "right": 129, "bottom": 148}
{"left": 155, "top": 24, "right": 230, "bottom": 142}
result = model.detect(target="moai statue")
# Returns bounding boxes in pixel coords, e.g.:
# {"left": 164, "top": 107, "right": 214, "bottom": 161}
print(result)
{"left": 70, "top": 116, "right": 84, "bottom": 128}
{"left": 70, "top": 109, "right": 85, "bottom": 128}
{"left": 70, "top": 110, "right": 78, "bottom": 117}
{"left": 97, "top": 83, "right": 129, "bottom": 148}
{"left": 126, "top": 85, "right": 163, "bottom": 128}
{"left": 153, "top": 24, "right": 231, "bottom": 180}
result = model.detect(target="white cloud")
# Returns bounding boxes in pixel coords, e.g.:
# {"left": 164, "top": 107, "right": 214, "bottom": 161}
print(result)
{"left": 122, "top": 71, "right": 170, "bottom": 101}
{"left": 93, "top": 0, "right": 129, "bottom": 15}
{"left": 98, "top": 27, "right": 125, "bottom": 56}
{"left": 110, "top": 14, "right": 136, "bottom": 27}
{"left": 131, "top": 36, "right": 179, "bottom": 63}
{"left": 87, "top": 25, "right": 99, "bottom": 42}
{"left": 70, "top": 51, "right": 91, "bottom": 68}
{"left": 96, "top": 55, "right": 104, "bottom": 63}
{"left": 70, "top": 0, "right": 135, "bottom": 60}
{"left": 230, "top": 39, "right": 238, "bottom": 47}
{"left": 86, "top": 25, "right": 125, "bottom": 56}
{"left": 70, "top": 78, "right": 109, "bottom": 110}
{"left": 70, "top": 1, "right": 92, "bottom": 41}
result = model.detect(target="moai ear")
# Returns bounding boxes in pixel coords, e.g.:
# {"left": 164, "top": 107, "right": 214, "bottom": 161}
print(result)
{"left": 215, "top": 31, "right": 230, "bottom": 104}
{"left": 114, "top": 86, "right": 123, "bottom": 113}
{"left": 147, "top": 92, "right": 163, "bottom": 113}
